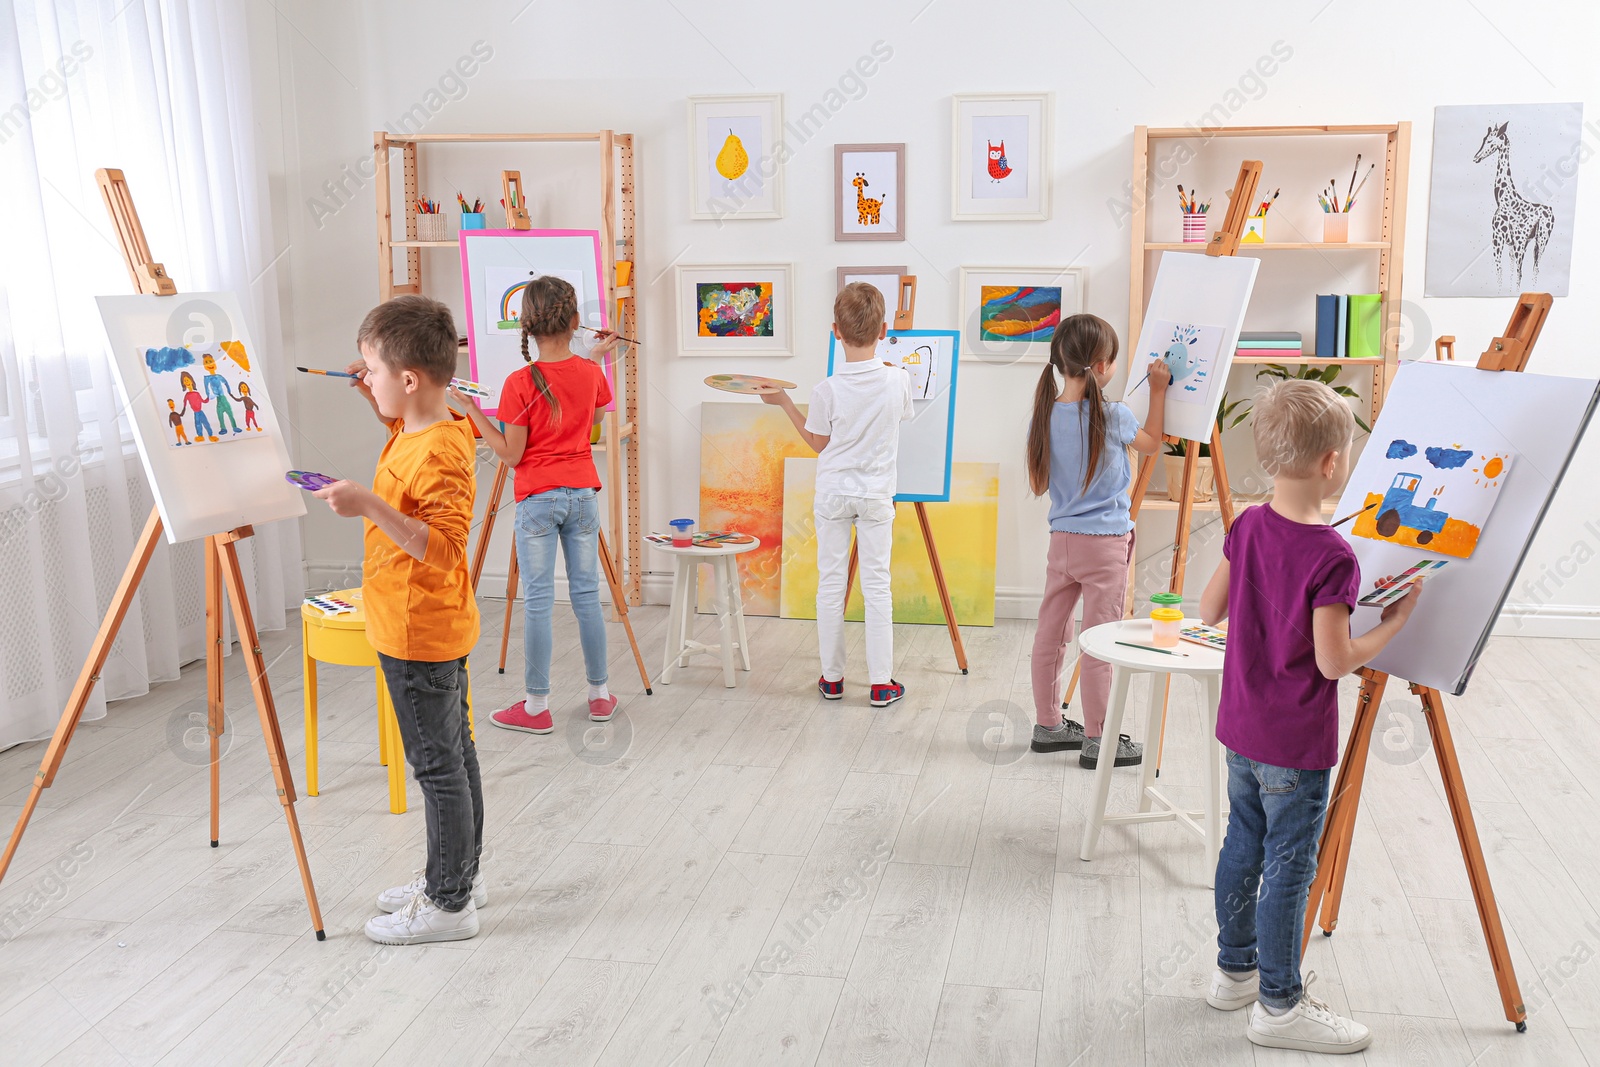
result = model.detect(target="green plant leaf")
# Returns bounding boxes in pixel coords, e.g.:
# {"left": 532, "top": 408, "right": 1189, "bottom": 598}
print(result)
{"left": 1319, "top": 365, "right": 1342, "bottom": 384}
{"left": 1333, "top": 386, "right": 1359, "bottom": 398}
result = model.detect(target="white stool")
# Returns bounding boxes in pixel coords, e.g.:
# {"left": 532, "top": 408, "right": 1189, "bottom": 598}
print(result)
{"left": 651, "top": 538, "right": 760, "bottom": 688}
{"left": 1077, "top": 618, "right": 1227, "bottom": 885}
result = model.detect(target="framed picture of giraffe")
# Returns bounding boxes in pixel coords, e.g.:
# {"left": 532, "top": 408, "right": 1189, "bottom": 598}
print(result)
{"left": 835, "top": 144, "right": 905, "bottom": 241}
{"left": 952, "top": 93, "right": 1052, "bottom": 221}
{"left": 1424, "top": 103, "right": 1583, "bottom": 298}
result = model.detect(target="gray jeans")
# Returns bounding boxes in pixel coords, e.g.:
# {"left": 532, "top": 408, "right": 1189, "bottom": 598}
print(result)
{"left": 377, "top": 654, "right": 484, "bottom": 911}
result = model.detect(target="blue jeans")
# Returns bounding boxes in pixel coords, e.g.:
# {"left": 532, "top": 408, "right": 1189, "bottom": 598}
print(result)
{"left": 376, "top": 654, "right": 483, "bottom": 911}
{"left": 515, "top": 487, "right": 607, "bottom": 695}
{"left": 1214, "top": 749, "right": 1331, "bottom": 1011}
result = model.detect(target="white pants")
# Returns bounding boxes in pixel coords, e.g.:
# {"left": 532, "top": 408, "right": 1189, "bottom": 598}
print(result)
{"left": 815, "top": 494, "right": 896, "bottom": 685}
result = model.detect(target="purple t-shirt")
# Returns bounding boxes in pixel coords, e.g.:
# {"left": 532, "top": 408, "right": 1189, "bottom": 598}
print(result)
{"left": 1217, "top": 504, "right": 1360, "bottom": 770}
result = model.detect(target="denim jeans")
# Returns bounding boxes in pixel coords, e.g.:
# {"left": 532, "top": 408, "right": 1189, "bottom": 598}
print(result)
{"left": 515, "top": 487, "right": 608, "bottom": 696}
{"left": 377, "top": 654, "right": 483, "bottom": 911}
{"left": 1214, "top": 748, "right": 1331, "bottom": 1010}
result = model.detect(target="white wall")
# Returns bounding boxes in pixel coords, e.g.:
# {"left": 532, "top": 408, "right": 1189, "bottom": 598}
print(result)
{"left": 251, "top": 0, "right": 1600, "bottom": 632}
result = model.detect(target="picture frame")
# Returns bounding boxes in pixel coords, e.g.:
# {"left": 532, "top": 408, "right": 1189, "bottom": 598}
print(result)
{"left": 676, "top": 264, "right": 794, "bottom": 356}
{"left": 951, "top": 93, "right": 1052, "bottom": 221}
{"left": 688, "top": 94, "right": 784, "bottom": 221}
{"left": 835, "top": 265, "right": 906, "bottom": 321}
{"left": 959, "top": 266, "right": 1085, "bottom": 362}
{"left": 835, "top": 143, "right": 905, "bottom": 241}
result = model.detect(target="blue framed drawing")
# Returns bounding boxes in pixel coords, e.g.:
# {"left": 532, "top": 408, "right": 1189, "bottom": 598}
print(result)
{"left": 826, "top": 329, "right": 961, "bottom": 502}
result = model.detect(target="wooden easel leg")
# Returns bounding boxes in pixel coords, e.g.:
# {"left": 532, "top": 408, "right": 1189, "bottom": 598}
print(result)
{"left": 1059, "top": 660, "right": 1082, "bottom": 711}
{"left": 1209, "top": 426, "right": 1236, "bottom": 531}
{"left": 214, "top": 533, "right": 325, "bottom": 939}
{"left": 1302, "top": 670, "right": 1387, "bottom": 952}
{"left": 845, "top": 536, "right": 859, "bottom": 604}
{"left": 205, "top": 537, "right": 224, "bottom": 847}
{"left": 1171, "top": 451, "right": 1199, "bottom": 592}
{"left": 0, "top": 508, "right": 165, "bottom": 886}
{"left": 469, "top": 461, "right": 509, "bottom": 594}
{"left": 498, "top": 545, "right": 519, "bottom": 675}
{"left": 598, "top": 529, "right": 652, "bottom": 694}
{"left": 914, "top": 502, "right": 969, "bottom": 674}
{"left": 1418, "top": 685, "right": 1527, "bottom": 1028}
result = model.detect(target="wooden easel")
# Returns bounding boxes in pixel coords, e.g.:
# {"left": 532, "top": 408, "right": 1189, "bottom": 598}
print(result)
{"left": 0, "top": 170, "right": 325, "bottom": 939}
{"left": 1300, "top": 294, "right": 1550, "bottom": 1033}
{"left": 467, "top": 460, "right": 652, "bottom": 693}
{"left": 1058, "top": 161, "right": 1262, "bottom": 733}
{"left": 500, "top": 169, "right": 531, "bottom": 230}
{"left": 843, "top": 502, "right": 970, "bottom": 674}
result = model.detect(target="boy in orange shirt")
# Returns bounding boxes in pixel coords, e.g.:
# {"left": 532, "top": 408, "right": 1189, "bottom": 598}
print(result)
{"left": 314, "top": 295, "right": 485, "bottom": 944}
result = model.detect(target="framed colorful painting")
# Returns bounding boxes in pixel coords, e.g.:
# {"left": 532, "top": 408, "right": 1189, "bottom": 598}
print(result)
{"left": 952, "top": 93, "right": 1051, "bottom": 220}
{"left": 688, "top": 94, "right": 784, "bottom": 220}
{"left": 676, "top": 264, "right": 793, "bottom": 356}
{"left": 835, "top": 144, "right": 905, "bottom": 241}
{"left": 959, "top": 267, "right": 1084, "bottom": 361}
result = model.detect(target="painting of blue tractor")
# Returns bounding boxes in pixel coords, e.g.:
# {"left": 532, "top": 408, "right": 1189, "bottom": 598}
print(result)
{"left": 1374, "top": 472, "right": 1448, "bottom": 545}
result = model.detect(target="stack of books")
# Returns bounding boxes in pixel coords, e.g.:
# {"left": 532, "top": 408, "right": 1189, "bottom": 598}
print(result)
{"left": 1315, "top": 293, "right": 1382, "bottom": 359}
{"left": 1237, "top": 331, "right": 1302, "bottom": 358}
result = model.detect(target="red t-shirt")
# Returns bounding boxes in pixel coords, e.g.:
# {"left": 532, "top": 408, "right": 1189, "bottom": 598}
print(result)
{"left": 498, "top": 357, "right": 612, "bottom": 500}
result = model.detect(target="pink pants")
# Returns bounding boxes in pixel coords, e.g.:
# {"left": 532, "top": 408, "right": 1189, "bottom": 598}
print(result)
{"left": 1031, "top": 530, "right": 1134, "bottom": 735}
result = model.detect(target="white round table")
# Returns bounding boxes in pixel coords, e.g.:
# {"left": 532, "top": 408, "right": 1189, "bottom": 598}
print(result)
{"left": 1076, "top": 617, "right": 1227, "bottom": 883}
{"left": 650, "top": 537, "right": 761, "bottom": 688}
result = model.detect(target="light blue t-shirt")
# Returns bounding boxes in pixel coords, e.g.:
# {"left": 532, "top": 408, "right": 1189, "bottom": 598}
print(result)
{"left": 1047, "top": 399, "right": 1139, "bottom": 535}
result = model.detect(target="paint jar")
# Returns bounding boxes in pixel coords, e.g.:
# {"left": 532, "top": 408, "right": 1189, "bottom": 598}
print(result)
{"left": 669, "top": 518, "right": 696, "bottom": 547}
{"left": 461, "top": 212, "right": 487, "bottom": 231}
{"left": 1150, "top": 592, "right": 1184, "bottom": 648}
{"left": 1181, "top": 213, "right": 1206, "bottom": 243}
{"left": 1323, "top": 213, "right": 1349, "bottom": 243}
{"left": 1242, "top": 215, "right": 1267, "bottom": 243}
{"left": 416, "top": 214, "right": 448, "bottom": 242}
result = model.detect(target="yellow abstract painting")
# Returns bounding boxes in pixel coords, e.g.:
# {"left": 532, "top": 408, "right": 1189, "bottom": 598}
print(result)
{"left": 779, "top": 458, "right": 998, "bottom": 626}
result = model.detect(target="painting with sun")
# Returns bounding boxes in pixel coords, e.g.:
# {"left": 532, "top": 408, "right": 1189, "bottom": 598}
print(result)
{"left": 1348, "top": 437, "right": 1515, "bottom": 559}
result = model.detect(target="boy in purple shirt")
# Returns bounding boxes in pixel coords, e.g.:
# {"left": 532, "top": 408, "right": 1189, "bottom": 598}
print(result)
{"left": 1198, "top": 380, "right": 1419, "bottom": 1055}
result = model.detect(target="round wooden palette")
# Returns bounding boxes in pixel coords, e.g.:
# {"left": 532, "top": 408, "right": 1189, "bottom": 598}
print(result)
{"left": 703, "top": 373, "right": 796, "bottom": 395}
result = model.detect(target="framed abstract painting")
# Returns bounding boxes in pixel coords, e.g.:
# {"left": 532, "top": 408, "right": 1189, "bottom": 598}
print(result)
{"left": 688, "top": 94, "right": 784, "bottom": 220}
{"left": 959, "top": 266, "right": 1085, "bottom": 361}
{"left": 952, "top": 93, "right": 1051, "bottom": 220}
{"left": 675, "top": 264, "right": 793, "bottom": 356}
{"left": 835, "top": 143, "right": 905, "bottom": 241}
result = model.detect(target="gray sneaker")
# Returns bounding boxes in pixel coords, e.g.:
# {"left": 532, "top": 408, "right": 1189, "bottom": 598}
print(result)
{"left": 1079, "top": 733, "right": 1143, "bottom": 768}
{"left": 1031, "top": 719, "right": 1087, "bottom": 753}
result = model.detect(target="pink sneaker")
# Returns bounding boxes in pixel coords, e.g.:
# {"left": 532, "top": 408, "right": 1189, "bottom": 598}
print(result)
{"left": 491, "top": 700, "right": 553, "bottom": 734}
{"left": 589, "top": 695, "right": 618, "bottom": 722}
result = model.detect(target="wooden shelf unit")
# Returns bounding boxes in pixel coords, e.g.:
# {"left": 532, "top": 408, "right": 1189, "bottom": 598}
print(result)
{"left": 373, "top": 130, "right": 644, "bottom": 605}
{"left": 1130, "top": 124, "right": 1410, "bottom": 515}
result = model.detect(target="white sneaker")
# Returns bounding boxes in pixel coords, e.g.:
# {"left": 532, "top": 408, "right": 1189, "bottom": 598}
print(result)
{"left": 1247, "top": 972, "right": 1372, "bottom": 1054}
{"left": 364, "top": 893, "right": 480, "bottom": 945}
{"left": 376, "top": 870, "right": 487, "bottom": 913}
{"left": 1207, "top": 967, "right": 1259, "bottom": 1011}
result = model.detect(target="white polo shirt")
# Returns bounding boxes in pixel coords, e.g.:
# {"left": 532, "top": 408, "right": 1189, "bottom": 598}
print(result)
{"left": 805, "top": 358, "right": 914, "bottom": 499}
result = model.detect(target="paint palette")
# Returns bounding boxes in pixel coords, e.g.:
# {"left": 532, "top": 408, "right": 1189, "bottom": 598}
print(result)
{"left": 450, "top": 377, "right": 491, "bottom": 399}
{"left": 1178, "top": 624, "right": 1228, "bottom": 651}
{"left": 304, "top": 594, "right": 357, "bottom": 616}
{"left": 285, "top": 470, "right": 336, "bottom": 492}
{"left": 1358, "top": 559, "right": 1450, "bottom": 607}
{"left": 703, "top": 374, "right": 796, "bottom": 396}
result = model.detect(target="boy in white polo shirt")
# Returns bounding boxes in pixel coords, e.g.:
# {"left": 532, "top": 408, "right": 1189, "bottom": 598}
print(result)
{"left": 763, "top": 282, "right": 913, "bottom": 707}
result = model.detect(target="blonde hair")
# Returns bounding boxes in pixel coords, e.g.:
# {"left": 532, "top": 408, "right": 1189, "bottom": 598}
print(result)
{"left": 1026, "top": 314, "right": 1119, "bottom": 497}
{"left": 833, "top": 282, "right": 886, "bottom": 347}
{"left": 1252, "top": 379, "right": 1354, "bottom": 477}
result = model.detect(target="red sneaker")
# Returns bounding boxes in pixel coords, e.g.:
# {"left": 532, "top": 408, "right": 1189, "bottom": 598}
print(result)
{"left": 589, "top": 695, "right": 618, "bottom": 722}
{"left": 869, "top": 680, "right": 905, "bottom": 708}
{"left": 490, "top": 700, "right": 553, "bottom": 734}
{"left": 818, "top": 676, "right": 844, "bottom": 700}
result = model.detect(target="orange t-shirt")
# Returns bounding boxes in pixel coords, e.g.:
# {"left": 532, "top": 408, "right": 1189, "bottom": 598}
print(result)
{"left": 498, "top": 357, "right": 613, "bottom": 500}
{"left": 362, "top": 413, "right": 481, "bottom": 662}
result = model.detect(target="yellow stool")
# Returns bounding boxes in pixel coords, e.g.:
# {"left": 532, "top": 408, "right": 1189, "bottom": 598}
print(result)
{"left": 301, "top": 588, "right": 476, "bottom": 815}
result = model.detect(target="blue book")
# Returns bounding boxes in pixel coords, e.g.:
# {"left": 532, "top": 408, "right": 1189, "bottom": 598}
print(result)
{"left": 1315, "top": 294, "right": 1337, "bottom": 358}
{"left": 1336, "top": 295, "right": 1349, "bottom": 358}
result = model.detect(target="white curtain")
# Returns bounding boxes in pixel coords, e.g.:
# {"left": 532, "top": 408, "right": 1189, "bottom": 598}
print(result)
{"left": 0, "top": 0, "right": 299, "bottom": 750}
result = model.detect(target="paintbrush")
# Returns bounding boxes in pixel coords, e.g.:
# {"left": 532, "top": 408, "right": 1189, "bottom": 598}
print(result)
{"left": 1346, "top": 153, "right": 1362, "bottom": 205}
{"left": 1346, "top": 163, "right": 1377, "bottom": 210}
{"left": 1331, "top": 500, "right": 1379, "bottom": 528}
{"left": 576, "top": 324, "right": 641, "bottom": 346}
{"left": 298, "top": 366, "right": 358, "bottom": 379}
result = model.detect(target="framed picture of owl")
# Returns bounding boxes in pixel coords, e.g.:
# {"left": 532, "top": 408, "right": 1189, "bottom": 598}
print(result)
{"left": 688, "top": 94, "right": 784, "bottom": 221}
{"left": 952, "top": 93, "right": 1052, "bottom": 221}
{"left": 835, "top": 144, "right": 905, "bottom": 241}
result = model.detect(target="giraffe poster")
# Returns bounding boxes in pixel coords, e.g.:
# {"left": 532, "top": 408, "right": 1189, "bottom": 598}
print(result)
{"left": 1424, "top": 103, "right": 1583, "bottom": 298}
{"left": 835, "top": 144, "right": 904, "bottom": 241}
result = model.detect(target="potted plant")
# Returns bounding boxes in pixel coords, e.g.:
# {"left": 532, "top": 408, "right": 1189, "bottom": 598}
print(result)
{"left": 1252, "top": 363, "right": 1371, "bottom": 433}
{"left": 1163, "top": 392, "right": 1250, "bottom": 502}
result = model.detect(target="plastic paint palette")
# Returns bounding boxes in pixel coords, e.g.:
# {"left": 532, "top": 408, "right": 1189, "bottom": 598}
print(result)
{"left": 1178, "top": 624, "right": 1228, "bottom": 651}
{"left": 285, "top": 470, "right": 336, "bottom": 492}
{"left": 451, "top": 377, "right": 491, "bottom": 399}
{"left": 703, "top": 374, "right": 796, "bottom": 395}
{"left": 1358, "top": 559, "right": 1449, "bottom": 607}
{"left": 304, "top": 595, "right": 357, "bottom": 616}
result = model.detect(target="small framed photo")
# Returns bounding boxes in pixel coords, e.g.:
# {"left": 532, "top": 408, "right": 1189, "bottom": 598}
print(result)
{"left": 688, "top": 94, "right": 784, "bottom": 220}
{"left": 835, "top": 144, "right": 905, "bottom": 241}
{"left": 952, "top": 93, "right": 1052, "bottom": 221}
{"left": 676, "top": 264, "right": 793, "bottom": 356}
{"left": 960, "top": 266, "right": 1086, "bottom": 361}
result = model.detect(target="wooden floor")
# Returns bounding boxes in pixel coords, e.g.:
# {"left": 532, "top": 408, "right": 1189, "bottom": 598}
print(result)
{"left": 1, "top": 601, "right": 1598, "bottom": 1066}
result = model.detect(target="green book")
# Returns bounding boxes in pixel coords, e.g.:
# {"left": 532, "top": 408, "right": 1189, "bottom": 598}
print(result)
{"left": 1348, "top": 294, "right": 1382, "bottom": 359}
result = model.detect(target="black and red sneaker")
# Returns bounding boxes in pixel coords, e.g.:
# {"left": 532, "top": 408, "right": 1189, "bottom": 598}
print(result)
{"left": 818, "top": 676, "right": 844, "bottom": 700}
{"left": 869, "top": 680, "right": 905, "bottom": 708}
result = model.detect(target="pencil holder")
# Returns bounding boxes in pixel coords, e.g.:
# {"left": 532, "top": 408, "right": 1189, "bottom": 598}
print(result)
{"left": 1181, "top": 213, "right": 1206, "bottom": 243}
{"left": 1242, "top": 215, "right": 1267, "bottom": 243}
{"left": 460, "top": 212, "right": 487, "bottom": 231}
{"left": 416, "top": 214, "right": 448, "bottom": 241}
{"left": 1322, "top": 213, "right": 1350, "bottom": 243}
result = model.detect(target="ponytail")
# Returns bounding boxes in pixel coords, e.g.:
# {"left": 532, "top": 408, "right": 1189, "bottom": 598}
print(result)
{"left": 518, "top": 275, "right": 578, "bottom": 429}
{"left": 1025, "top": 361, "right": 1058, "bottom": 496}
{"left": 519, "top": 327, "right": 562, "bottom": 428}
{"left": 1024, "top": 314, "right": 1120, "bottom": 498}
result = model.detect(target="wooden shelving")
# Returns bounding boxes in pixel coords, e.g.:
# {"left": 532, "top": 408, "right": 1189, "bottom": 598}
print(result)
{"left": 1145, "top": 241, "right": 1389, "bottom": 251}
{"left": 1232, "top": 355, "right": 1382, "bottom": 365}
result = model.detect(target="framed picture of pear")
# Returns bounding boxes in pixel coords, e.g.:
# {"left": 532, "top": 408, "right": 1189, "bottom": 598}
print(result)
{"left": 689, "top": 94, "right": 784, "bottom": 220}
